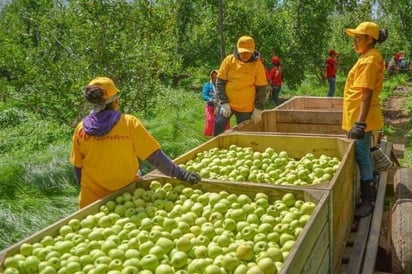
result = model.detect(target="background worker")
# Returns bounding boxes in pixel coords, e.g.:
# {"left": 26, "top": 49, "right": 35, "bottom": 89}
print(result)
{"left": 70, "top": 77, "right": 201, "bottom": 208}
{"left": 213, "top": 35, "right": 268, "bottom": 136}
{"left": 201, "top": 69, "right": 229, "bottom": 136}
{"left": 325, "top": 49, "right": 338, "bottom": 97}
{"left": 344, "top": 22, "right": 388, "bottom": 217}
{"left": 268, "top": 56, "right": 283, "bottom": 106}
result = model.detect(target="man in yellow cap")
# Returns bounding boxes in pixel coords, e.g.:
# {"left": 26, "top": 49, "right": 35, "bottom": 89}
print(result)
{"left": 213, "top": 35, "right": 268, "bottom": 136}
{"left": 343, "top": 22, "right": 388, "bottom": 217}
{"left": 70, "top": 77, "right": 201, "bottom": 208}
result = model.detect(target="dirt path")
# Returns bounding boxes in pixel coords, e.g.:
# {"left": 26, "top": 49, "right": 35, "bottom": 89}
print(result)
{"left": 382, "top": 82, "right": 412, "bottom": 159}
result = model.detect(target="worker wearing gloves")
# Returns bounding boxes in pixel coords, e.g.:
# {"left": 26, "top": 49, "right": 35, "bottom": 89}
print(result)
{"left": 343, "top": 22, "right": 388, "bottom": 217}
{"left": 213, "top": 35, "right": 268, "bottom": 136}
{"left": 70, "top": 77, "right": 201, "bottom": 208}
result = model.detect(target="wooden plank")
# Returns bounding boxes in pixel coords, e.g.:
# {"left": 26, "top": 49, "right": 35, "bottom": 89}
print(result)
{"left": 356, "top": 141, "right": 392, "bottom": 274}
{"left": 362, "top": 170, "right": 388, "bottom": 274}
{"left": 275, "top": 111, "right": 342, "bottom": 124}
{"left": 346, "top": 215, "right": 372, "bottom": 274}
{"left": 275, "top": 123, "right": 345, "bottom": 134}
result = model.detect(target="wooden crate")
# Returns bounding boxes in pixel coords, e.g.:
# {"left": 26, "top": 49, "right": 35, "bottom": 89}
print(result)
{"left": 232, "top": 96, "right": 345, "bottom": 135}
{"left": 0, "top": 178, "right": 330, "bottom": 274}
{"left": 170, "top": 132, "right": 356, "bottom": 273}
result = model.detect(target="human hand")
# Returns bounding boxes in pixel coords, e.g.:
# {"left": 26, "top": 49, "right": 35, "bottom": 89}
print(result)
{"left": 220, "top": 103, "right": 231, "bottom": 118}
{"left": 347, "top": 122, "right": 366, "bottom": 139}
{"left": 177, "top": 169, "right": 201, "bottom": 184}
{"left": 251, "top": 108, "right": 262, "bottom": 123}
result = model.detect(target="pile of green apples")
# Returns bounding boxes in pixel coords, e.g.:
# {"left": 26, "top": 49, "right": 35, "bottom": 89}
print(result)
{"left": 180, "top": 144, "right": 341, "bottom": 186}
{"left": 2, "top": 180, "right": 317, "bottom": 274}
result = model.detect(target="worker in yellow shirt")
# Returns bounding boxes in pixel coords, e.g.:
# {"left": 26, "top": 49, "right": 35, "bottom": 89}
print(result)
{"left": 213, "top": 35, "right": 268, "bottom": 136}
{"left": 343, "top": 22, "right": 388, "bottom": 217}
{"left": 70, "top": 77, "right": 200, "bottom": 208}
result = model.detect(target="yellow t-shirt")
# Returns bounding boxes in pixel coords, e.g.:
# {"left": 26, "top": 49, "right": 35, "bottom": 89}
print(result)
{"left": 342, "top": 48, "right": 384, "bottom": 131}
{"left": 218, "top": 54, "right": 268, "bottom": 112}
{"left": 70, "top": 114, "right": 160, "bottom": 207}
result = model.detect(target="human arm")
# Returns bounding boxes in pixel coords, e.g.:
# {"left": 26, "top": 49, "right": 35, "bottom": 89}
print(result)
{"left": 146, "top": 149, "right": 201, "bottom": 184}
{"left": 74, "top": 167, "right": 81, "bottom": 185}
{"left": 348, "top": 87, "right": 373, "bottom": 139}
{"left": 215, "top": 78, "right": 228, "bottom": 104}
{"left": 201, "top": 82, "right": 214, "bottom": 102}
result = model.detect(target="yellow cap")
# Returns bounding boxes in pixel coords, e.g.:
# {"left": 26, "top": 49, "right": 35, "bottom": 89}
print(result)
{"left": 87, "top": 77, "right": 119, "bottom": 100}
{"left": 237, "top": 36, "right": 255, "bottom": 53}
{"left": 346, "top": 22, "right": 379, "bottom": 40}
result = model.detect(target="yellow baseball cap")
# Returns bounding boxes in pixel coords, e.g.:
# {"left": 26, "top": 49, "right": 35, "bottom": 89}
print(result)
{"left": 346, "top": 22, "right": 380, "bottom": 40}
{"left": 87, "top": 77, "right": 119, "bottom": 101}
{"left": 237, "top": 36, "right": 255, "bottom": 53}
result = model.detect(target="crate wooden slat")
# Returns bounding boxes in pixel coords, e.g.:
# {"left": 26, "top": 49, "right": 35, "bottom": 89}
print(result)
{"left": 231, "top": 96, "right": 346, "bottom": 135}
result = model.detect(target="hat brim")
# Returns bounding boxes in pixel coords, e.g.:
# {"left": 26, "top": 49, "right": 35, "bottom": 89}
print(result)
{"left": 238, "top": 47, "right": 253, "bottom": 53}
{"left": 345, "top": 28, "right": 359, "bottom": 37}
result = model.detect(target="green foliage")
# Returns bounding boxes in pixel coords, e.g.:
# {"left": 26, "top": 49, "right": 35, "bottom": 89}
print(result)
{"left": 0, "top": 110, "right": 72, "bottom": 155}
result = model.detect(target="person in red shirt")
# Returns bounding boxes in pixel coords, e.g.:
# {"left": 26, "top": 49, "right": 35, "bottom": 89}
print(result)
{"left": 325, "top": 49, "right": 337, "bottom": 97}
{"left": 268, "top": 56, "right": 283, "bottom": 106}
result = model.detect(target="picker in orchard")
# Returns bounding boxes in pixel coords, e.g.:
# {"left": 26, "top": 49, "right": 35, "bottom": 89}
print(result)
{"left": 325, "top": 49, "right": 338, "bottom": 97}
{"left": 213, "top": 35, "right": 268, "bottom": 136}
{"left": 70, "top": 77, "right": 201, "bottom": 208}
{"left": 268, "top": 55, "right": 283, "bottom": 106}
{"left": 343, "top": 22, "right": 388, "bottom": 217}
{"left": 201, "top": 69, "right": 229, "bottom": 136}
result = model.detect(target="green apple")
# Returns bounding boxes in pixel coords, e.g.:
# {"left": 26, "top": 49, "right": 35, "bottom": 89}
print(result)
{"left": 187, "top": 258, "right": 208, "bottom": 273}
{"left": 221, "top": 252, "right": 240, "bottom": 272}
{"left": 155, "top": 264, "right": 174, "bottom": 274}
{"left": 281, "top": 240, "right": 295, "bottom": 252}
{"left": 120, "top": 265, "right": 139, "bottom": 274}
{"left": 139, "top": 241, "right": 154, "bottom": 256}
{"left": 279, "top": 233, "right": 295, "bottom": 246}
{"left": 170, "top": 250, "right": 188, "bottom": 269}
{"left": 281, "top": 193, "right": 296, "bottom": 207}
{"left": 235, "top": 243, "right": 254, "bottom": 261}
{"left": 257, "top": 257, "right": 277, "bottom": 274}
{"left": 194, "top": 245, "right": 209, "bottom": 258}
{"left": 65, "top": 261, "right": 81, "bottom": 273}
{"left": 108, "top": 248, "right": 125, "bottom": 261}
{"left": 108, "top": 258, "right": 123, "bottom": 271}
{"left": 19, "top": 242, "right": 34, "bottom": 256}
{"left": 140, "top": 254, "right": 159, "bottom": 272}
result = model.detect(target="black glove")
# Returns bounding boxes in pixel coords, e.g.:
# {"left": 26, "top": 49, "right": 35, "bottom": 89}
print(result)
{"left": 177, "top": 169, "right": 201, "bottom": 184}
{"left": 348, "top": 122, "right": 366, "bottom": 139}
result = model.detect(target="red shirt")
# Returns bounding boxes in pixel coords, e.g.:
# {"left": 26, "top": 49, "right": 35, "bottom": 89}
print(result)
{"left": 268, "top": 66, "right": 282, "bottom": 86}
{"left": 325, "top": 57, "right": 336, "bottom": 78}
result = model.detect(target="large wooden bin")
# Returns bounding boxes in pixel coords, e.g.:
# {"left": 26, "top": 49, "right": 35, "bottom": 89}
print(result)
{"left": 232, "top": 96, "right": 345, "bottom": 135}
{"left": 0, "top": 178, "right": 330, "bottom": 274}
{"left": 169, "top": 132, "right": 356, "bottom": 273}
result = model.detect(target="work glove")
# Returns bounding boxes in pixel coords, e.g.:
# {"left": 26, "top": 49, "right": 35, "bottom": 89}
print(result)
{"left": 177, "top": 169, "right": 201, "bottom": 184}
{"left": 251, "top": 108, "right": 262, "bottom": 123}
{"left": 220, "top": 103, "right": 231, "bottom": 118}
{"left": 347, "top": 122, "right": 366, "bottom": 139}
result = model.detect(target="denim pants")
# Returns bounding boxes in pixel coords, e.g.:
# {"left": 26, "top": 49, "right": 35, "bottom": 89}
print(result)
{"left": 213, "top": 108, "right": 252, "bottom": 136}
{"left": 355, "top": 132, "right": 375, "bottom": 182}
{"left": 327, "top": 77, "right": 336, "bottom": 97}
{"left": 272, "top": 85, "right": 281, "bottom": 106}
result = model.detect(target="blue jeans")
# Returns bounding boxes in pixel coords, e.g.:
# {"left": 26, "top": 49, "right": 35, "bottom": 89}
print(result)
{"left": 272, "top": 85, "right": 281, "bottom": 106}
{"left": 354, "top": 132, "right": 375, "bottom": 182}
{"left": 327, "top": 77, "right": 336, "bottom": 97}
{"left": 213, "top": 108, "right": 252, "bottom": 136}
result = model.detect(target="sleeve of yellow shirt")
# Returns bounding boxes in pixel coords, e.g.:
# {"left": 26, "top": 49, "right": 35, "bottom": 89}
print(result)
{"left": 126, "top": 115, "right": 161, "bottom": 160}
{"left": 70, "top": 123, "right": 84, "bottom": 168}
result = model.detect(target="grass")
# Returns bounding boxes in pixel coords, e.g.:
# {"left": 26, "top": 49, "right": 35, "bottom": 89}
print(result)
{"left": 0, "top": 73, "right": 411, "bottom": 250}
